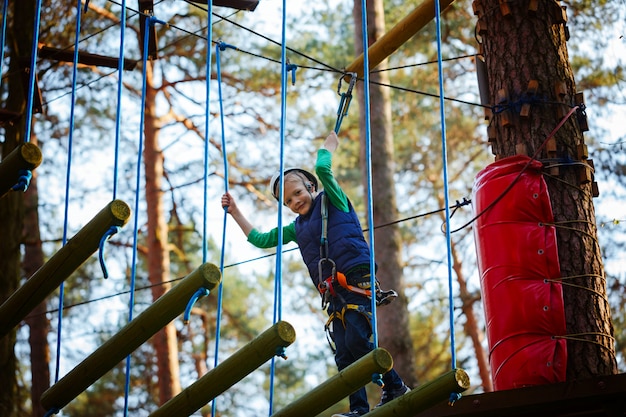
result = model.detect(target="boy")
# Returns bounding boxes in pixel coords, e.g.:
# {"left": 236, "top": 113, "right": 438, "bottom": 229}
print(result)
{"left": 221, "top": 131, "right": 409, "bottom": 416}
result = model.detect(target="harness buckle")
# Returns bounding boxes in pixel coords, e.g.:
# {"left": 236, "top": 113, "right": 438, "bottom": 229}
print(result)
{"left": 317, "top": 258, "right": 336, "bottom": 309}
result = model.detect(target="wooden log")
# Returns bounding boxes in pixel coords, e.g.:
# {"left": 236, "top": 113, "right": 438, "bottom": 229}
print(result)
{"left": 364, "top": 368, "right": 470, "bottom": 417}
{"left": 40, "top": 262, "right": 222, "bottom": 412}
{"left": 271, "top": 348, "right": 394, "bottom": 417}
{"left": 187, "top": 0, "right": 259, "bottom": 11}
{"left": 344, "top": 0, "right": 455, "bottom": 80}
{"left": 0, "top": 142, "right": 42, "bottom": 197}
{"left": 150, "top": 320, "right": 296, "bottom": 417}
{"left": 0, "top": 200, "right": 130, "bottom": 337}
{"left": 38, "top": 45, "right": 137, "bottom": 71}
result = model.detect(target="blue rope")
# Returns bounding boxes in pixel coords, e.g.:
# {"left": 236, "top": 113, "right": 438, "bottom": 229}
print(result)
{"left": 0, "top": 0, "right": 8, "bottom": 87}
{"left": 199, "top": 2, "right": 214, "bottom": 413}
{"left": 448, "top": 391, "right": 462, "bottom": 405}
{"left": 51, "top": 0, "right": 82, "bottom": 386}
{"left": 199, "top": 6, "right": 218, "bottom": 417}
{"left": 268, "top": 1, "right": 289, "bottom": 414}
{"left": 112, "top": 0, "right": 127, "bottom": 200}
{"left": 11, "top": 169, "right": 32, "bottom": 192}
{"left": 43, "top": 407, "right": 59, "bottom": 417}
{"left": 434, "top": 0, "right": 457, "bottom": 370}
{"left": 97, "top": 0, "right": 126, "bottom": 279}
{"left": 99, "top": 226, "right": 120, "bottom": 279}
{"left": 286, "top": 62, "right": 297, "bottom": 85}
{"left": 123, "top": 15, "right": 157, "bottom": 417}
{"left": 358, "top": 0, "right": 379, "bottom": 352}
{"left": 183, "top": 288, "right": 210, "bottom": 323}
{"left": 210, "top": 39, "right": 231, "bottom": 417}
{"left": 201, "top": 5, "right": 214, "bottom": 267}
{"left": 23, "top": 0, "right": 43, "bottom": 144}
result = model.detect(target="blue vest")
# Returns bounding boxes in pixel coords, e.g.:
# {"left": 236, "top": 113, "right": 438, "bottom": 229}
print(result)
{"left": 295, "top": 192, "right": 371, "bottom": 288}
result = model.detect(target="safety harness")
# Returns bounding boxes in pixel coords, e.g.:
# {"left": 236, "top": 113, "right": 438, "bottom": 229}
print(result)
{"left": 315, "top": 194, "right": 374, "bottom": 351}
{"left": 316, "top": 195, "right": 376, "bottom": 306}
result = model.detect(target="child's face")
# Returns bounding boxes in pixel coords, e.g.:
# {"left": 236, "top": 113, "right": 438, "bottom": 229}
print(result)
{"left": 283, "top": 178, "right": 315, "bottom": 215}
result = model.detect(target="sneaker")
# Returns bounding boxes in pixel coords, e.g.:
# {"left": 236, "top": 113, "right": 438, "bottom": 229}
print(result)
{"left": 376, "top": 289, "right": 398, "bottom": 306}
{"left": 331, "top": 411, "right": 364, "bottom": 417}
{"left": 376, "top": 383, "right": 410, "bottom": 407}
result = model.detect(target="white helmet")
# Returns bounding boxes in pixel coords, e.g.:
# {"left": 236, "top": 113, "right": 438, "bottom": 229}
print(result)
{"left": 270, "top": 168, "right": 318, "bottom": 200}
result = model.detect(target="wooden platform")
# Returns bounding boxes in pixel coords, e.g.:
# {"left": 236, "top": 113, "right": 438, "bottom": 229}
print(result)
{"left": 417, "top": 373, "right": 626, "bottom": 417}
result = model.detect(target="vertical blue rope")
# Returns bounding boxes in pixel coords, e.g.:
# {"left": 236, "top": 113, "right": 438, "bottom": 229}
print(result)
{"left": 23, "top": 0, "right": 42, "bottom": 143}
{"left": 274, "top": 0, "right": 288, "bottom": 327}
{"left": 123, "top": 15, "right": 153, "bottom": 417}
{"left": 211, "top": 42, "right": 228, "bottom": 417}
{"left": 268, "top": 1, "right": 289, "bottom": 414}
{"left": 0, "top": 0, "right": 8, "bottom": 87}
{"left": 52, "top": 0, "right": 82, "bottom": 384}
{"left": 359, "top": 0, "right": 378, "bottom": 349}
{"left": 112, "top": 0, "right": 127, "bottom": 199}
{"left": 434, "top": 0, "right": 456, "bottom": 369}
{"left": 201, "top": 0, "right": 213, "bottom": 267}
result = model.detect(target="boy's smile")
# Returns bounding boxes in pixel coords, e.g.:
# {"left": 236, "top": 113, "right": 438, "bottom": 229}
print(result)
{"left": 284, "top": 181, "right": 314, "bottom": 215}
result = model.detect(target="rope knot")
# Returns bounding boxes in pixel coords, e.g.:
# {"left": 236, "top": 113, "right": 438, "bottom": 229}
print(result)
{"left": 286, "top": 62, "right": 298, "bottom": 85}
{"left": 448, "top": 391, "right": 462, "bottom": 405}
{"left": 12, "top": 169, "right": 33, "bottom": 192}
{"left": 275, "top": 346, "right": 288, "bottom": 360}
{"left": 371, "top": 372, "right": 384, "bottom": 387}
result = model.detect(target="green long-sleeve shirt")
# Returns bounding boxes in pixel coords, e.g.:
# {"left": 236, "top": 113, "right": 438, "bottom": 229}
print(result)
{"left": 248, "top": 148, "right": 348, "bottom": 248}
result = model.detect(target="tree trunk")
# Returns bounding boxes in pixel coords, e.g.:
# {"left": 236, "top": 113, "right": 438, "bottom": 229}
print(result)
{"left": 0, "top": 1, "right": 35, "bottom": 415}
{"left": 477, "top": 0, "right": 616, "bottom": 378}
{"left": 143, "top": 60, "right": 182, "bottom": 404}
{"left": 22, "top": 134, "right": 50, "bottom": 417}
{"left": 352, "top": 0, "right": 418, "bottom": 389}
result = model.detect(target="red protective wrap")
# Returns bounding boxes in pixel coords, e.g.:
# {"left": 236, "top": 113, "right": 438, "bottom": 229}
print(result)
{"left": 472, "top": 155, "right": 567, "bottom": 390}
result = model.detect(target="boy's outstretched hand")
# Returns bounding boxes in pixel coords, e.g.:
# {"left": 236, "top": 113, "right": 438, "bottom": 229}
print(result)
{"left": 323, "top": 131, "right": 339, "bottom": 153}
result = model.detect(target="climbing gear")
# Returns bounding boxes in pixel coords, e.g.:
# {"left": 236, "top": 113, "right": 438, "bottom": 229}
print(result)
{"left": 317, "top": 270, "right": 397, "bottom": 307}
{"left": 270, "top": 167, "right": 318, "bottom": 200}
{"left": 317, "top": 194, "right": 397, "bottom": 308}
{"left": 324, "top": 304, "right": 372, "bottom": 354}
{"left": 334, "top": 71, "right": 357, "bottom": 134}
{"left": 375, "top": 383, "right": 411, "bottom": 408}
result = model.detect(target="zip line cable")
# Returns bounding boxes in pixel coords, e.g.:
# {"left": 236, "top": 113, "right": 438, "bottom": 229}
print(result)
{"left": 372, "top": 53, "right": 478, "bottom": 73}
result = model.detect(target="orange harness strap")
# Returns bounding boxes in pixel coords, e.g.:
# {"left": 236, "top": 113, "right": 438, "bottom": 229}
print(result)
{"left": 318, "top": 272, "right": 372, "bottom": 298}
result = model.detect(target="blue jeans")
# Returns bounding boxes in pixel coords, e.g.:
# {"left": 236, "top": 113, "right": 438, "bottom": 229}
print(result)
{"left": 331, "top": 307, "right": 404, "bottom": 413}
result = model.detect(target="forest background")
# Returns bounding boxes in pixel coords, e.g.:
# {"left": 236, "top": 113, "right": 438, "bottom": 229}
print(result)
{"left": 1, "top": 0, "right": 625, "bottom": 416}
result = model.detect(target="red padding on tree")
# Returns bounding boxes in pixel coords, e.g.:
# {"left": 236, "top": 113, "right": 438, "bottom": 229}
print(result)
{"left": 472, "top": 155, "right": 567, "bottom": 390}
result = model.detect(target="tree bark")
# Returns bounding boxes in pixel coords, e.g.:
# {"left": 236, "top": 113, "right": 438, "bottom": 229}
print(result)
{"left": 352, "top": 0, "right": 418, "bottom": 389}
{"left": 477, "top": 0, "right": 616, "bottom": 378}
{"left": 143, "top": 60, "right": 182, "bottom": 404}
{"left": 0, "top": 1, "right": 35, "bottom": 415}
